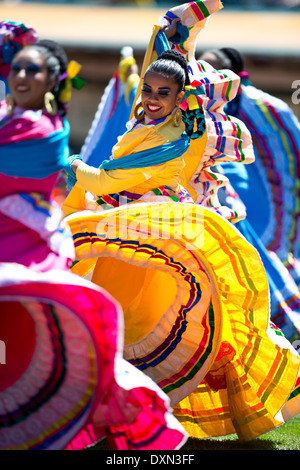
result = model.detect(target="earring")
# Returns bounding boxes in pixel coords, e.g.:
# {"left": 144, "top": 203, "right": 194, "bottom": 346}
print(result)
{"left": 6, "top": 94, "right": 15, "bottom": 115}
{"left": 173, "top": 107, "right": 182, "bottom": 127}
{"left": 134, "top": 102, "right": 145, "bottom": 120}
{"left": 44, "top": 91, "right": 58, "bottom": 115}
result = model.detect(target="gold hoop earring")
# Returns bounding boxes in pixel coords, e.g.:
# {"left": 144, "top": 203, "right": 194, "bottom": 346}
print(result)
{"left": 44, "top": 91, "right": 58, "bottom": 116}
{"left": 173, "top": 107, "right": 182, "bottom": 127}
{"left": 6, "top": 94, "right": 15, "bottom": 115}
{"left": 134, "top": 102, "right": 145, "bottom": 120}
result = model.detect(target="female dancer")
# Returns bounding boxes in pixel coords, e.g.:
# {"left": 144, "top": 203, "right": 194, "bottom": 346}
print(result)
{"left": 0, "top": 39, "right": 188, "bottom": 450}
{"left": 62, "top": 0, "right": 300, "bottom": 444}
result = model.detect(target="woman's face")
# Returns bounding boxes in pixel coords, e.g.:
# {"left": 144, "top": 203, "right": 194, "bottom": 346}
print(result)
{"left": 8, "top": 48, "right": 55, "bottom": 110}
{"left": 141, "top": 71, "right": 184, "bottom": 121}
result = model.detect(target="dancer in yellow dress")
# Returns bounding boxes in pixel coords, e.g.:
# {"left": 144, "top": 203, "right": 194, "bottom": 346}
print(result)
{"left": 0, "top": 37, "right": 188, "bottom": 451}
{"left": 62, "top": 0, "right": 300, "bottom": 442}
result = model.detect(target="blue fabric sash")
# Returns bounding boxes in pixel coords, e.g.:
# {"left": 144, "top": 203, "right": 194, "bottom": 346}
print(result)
{"left": 99, "top": 132, "right": 190, "bottom": 170}
{"left": 0, "top": 119, "right": 70, "bottom": 178}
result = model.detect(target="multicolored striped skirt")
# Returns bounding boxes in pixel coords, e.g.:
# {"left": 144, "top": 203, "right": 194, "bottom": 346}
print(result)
{"left": 0, "top": 263, "right": 188, "bottom": 450}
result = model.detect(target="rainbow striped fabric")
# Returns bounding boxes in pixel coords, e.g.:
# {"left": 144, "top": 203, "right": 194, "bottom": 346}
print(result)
{"left": 0, "top": 265, "right": 101, "bottom": 450}
{"left": 66, "top": 202, "right": 300, "bottom": 440}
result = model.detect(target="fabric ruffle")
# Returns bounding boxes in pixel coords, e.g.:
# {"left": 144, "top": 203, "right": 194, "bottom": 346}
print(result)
{"left": 83, "top": 184, "right": 194, "bottom": 212}
{"left": 0, "top": 262, "right": 188, "bottom": 450}
{"left": 67, "top": 357, "right": 188, "bottom": 451}
{"left": 225, "top": 84, "right": 300, "bottom": 282}
{"left": 182, "top": 60, "right": 254, "bottom": 222}
{"left": 173, "top": 322, "right": 300, "bottom": 441}
{"left": 60, "top": 0, "right": 300, "bottom": 443}
{"left": 0, "top": 20, "right": 38, "bottom": 86}
{"left": 67, "top": 203, "right": 222, "bottom": 405}
{"left": 0, "top": 263, "right": 109, "bottom": 450}
{"left": 162, "top": 0, "right": 223, "bottom": 62}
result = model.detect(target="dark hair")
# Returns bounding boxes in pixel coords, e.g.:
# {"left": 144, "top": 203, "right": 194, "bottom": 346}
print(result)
{"left": 26, "top": 39, "right": 69, "bottom": 116}
{"left": 146, "top": 49, "right": 190, "bottom": 91}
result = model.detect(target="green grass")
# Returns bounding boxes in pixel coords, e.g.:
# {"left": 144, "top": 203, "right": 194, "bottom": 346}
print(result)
{"left": 89, "top": 414, "right": 300, "bottom": 451}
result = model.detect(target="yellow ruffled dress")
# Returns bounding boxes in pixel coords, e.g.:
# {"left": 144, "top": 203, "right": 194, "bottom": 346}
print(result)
{"left": 62, "top": 0, "right": 300, "bottom": 442}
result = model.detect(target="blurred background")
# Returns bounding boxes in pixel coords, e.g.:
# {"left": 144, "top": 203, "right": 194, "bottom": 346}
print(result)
{"left": 1, "top": 0, "right": 300, "bottom": 151}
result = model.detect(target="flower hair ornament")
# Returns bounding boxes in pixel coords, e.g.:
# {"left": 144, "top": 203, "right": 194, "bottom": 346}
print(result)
{"left": 173, "top": 107, "right": 182, "bottom": 127}
{"left": 181, "top": 82, "right": 206, "bottom": 139}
